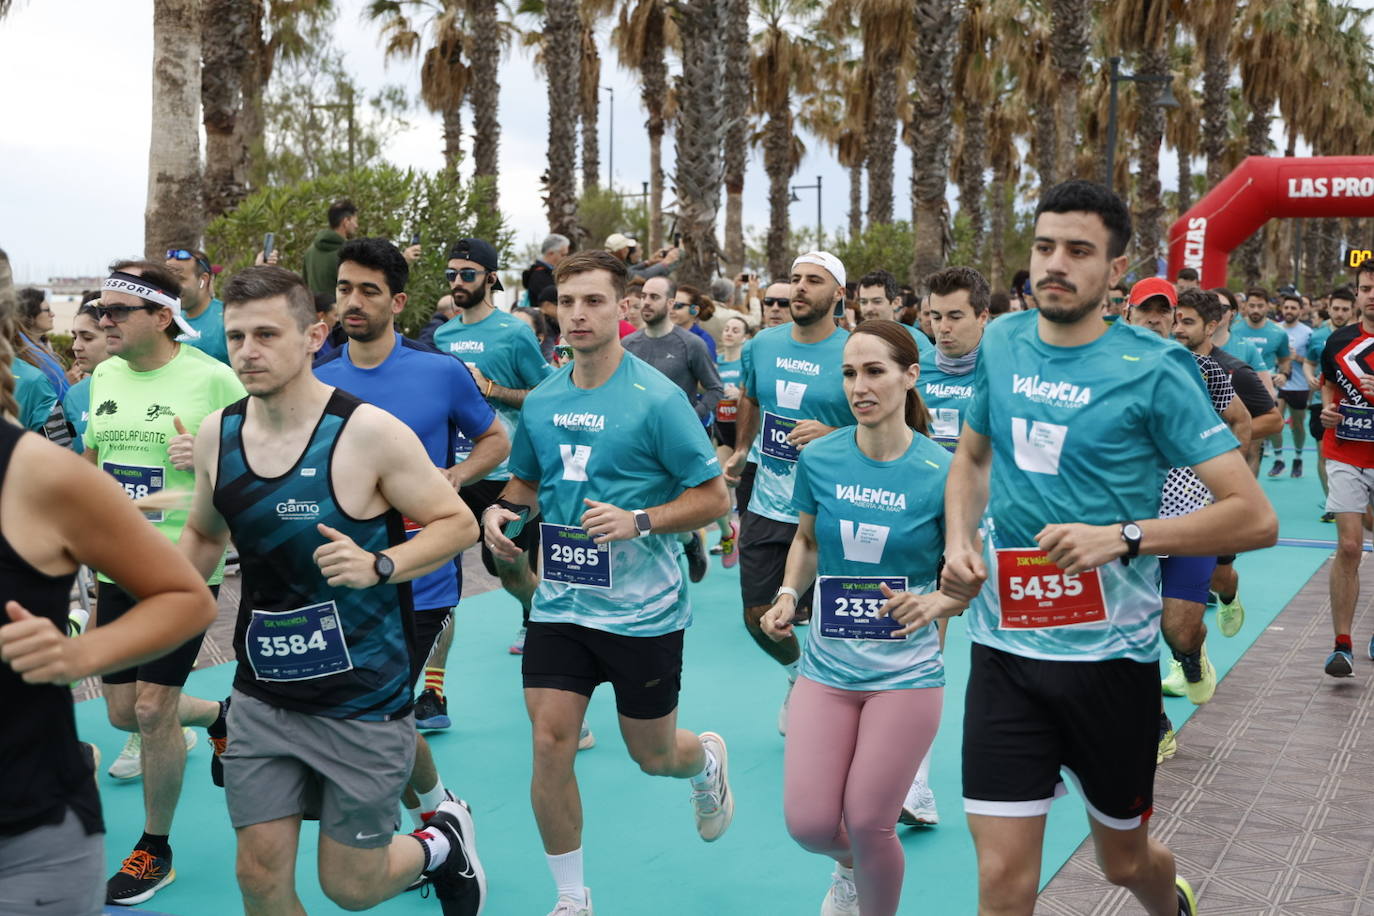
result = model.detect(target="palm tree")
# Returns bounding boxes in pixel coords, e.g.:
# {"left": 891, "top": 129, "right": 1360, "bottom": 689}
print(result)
{"left": 1180, "top": 0, "right": 1239, "bottom": 188}
{"left": 801, "top": 60, "right": 866, "bottom": 240}
{"left": 1164, "top": 40, "right": 1201, "bottom": 214}
{"left": 1048, "top": 0, "right": 1090, "bottom": 180}
{"left": 674, "top": 0, "right": 726, "bottom": 286}
{"left": 752, "top": 0, "right": 815, "bottom": 279}
{"left": 953, "top": 0, "right": 994, "bottom": 268}
{"left": 467, "top": 0, "right": 507, "bottom": 206}
{"left": 721, "top": 0, "right": 751, "bottom": 275}
{"left": 910, "top": 0, "right": 964, "bottom": 285}
{"left": 1103, "top": 0, "right": 1172, "bottom": 275}
{"left": 368, "top": 1, "right": 470, "bottom": 171}
{"left": 986, "top": 93, "right": 1023, "bottom": 289}
{"left": 202, "top": 0, "right": 256, "bottom": 219}
{"left": 613, "top": 0, "right": 674, "bottom": 251}
{"left": 146, "top": 0, "right": 204, "bottom": 258}
{"left": 854, "top": 0, "right": 912, "bottom": 226}
{"left": 1014, "top": 4, "right": 1057, "bottom": 192}
{"left": 543, "top": 0, "right": 583, "bottom": 240}
{"left": 578, "top": 5, "right": 603, "bottom": 190}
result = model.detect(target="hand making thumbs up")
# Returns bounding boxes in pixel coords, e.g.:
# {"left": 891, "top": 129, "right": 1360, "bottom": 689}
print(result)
{"left": 167, "top": 415, "right": 196, "bottom": 471}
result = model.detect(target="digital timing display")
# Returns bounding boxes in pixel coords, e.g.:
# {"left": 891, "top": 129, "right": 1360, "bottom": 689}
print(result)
{"left": 1346, "top": 247, "right": 1374, "bottom": 269}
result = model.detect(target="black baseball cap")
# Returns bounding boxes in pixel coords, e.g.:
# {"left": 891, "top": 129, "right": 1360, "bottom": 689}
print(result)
{"left": 447, "top": 238, "right": 504, "bottom": 290}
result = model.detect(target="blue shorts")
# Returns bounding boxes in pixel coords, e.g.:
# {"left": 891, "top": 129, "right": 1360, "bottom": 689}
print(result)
{"left": 1158, "top": 555, "right": 1218, "bottom": 604}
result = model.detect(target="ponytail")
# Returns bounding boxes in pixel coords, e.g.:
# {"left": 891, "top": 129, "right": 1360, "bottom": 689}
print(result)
{"left": 852, "top": 318, "right": 930, "bottom": 436}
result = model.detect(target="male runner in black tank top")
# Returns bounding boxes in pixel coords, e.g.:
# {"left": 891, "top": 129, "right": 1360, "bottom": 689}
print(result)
{"left": 174, "top": 266, "right": 486, "bottom": 915}
{"left": 0, "top": 390, "right": 217, "bottom": 914}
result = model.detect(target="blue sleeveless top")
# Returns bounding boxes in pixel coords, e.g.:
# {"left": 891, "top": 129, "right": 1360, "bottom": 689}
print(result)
{"left": 214, "top": 390, "right": 415, "bottom": 721}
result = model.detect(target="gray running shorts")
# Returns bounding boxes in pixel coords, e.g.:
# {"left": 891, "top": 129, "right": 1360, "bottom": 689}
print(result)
{"left": 0, "top": 809, "right": 103, "bottom": 916}
{"left": 1325, "top": 460, "right": 1374, "bottom": 514}
{"left": 223, "top": 690, "right": 416, "bottom": 849}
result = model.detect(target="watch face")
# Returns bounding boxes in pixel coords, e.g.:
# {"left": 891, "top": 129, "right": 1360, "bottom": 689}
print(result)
{"left": 636, "top": 512, "right": 652, "bottom": 533}
{"left": 376, "top": 554, "right": 396, "bottom": 577}
{"left": 1123, "top": 524, "right": 1142, "bottom": 540}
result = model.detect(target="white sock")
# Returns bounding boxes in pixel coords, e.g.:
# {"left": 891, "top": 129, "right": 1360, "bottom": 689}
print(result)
{"left": 784, "top": 661, "right": 799, "bottom": 683}
{"left": 547, "top": 849, "right": 586, "bottom": 904}
{"left": 413, "top": 823, "right": 451, "bottom": 873}
{"left": 916, "top": 747, "right": 932, "bottom": 784}
{"left": 836, "top": 863, "right": 855, "bottom": 882}
{"left": 418, "top": 780, "right": 448, "bottom": 818}
{"left": 689, "top": 743, "right": 718, "bottom": 788}
{"left": 405, "top": 801, "right": 425, "bottom": 829}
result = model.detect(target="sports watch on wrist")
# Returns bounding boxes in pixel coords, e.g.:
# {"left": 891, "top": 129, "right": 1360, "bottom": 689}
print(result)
{"left": 1119, "top": 522, "right": 1143, "bottom": 565}
{"left": 632, "top": 509, "right": 652, "bottom": 537}
{"left": 372, "top": 551, "right": 396, "bottom": 585}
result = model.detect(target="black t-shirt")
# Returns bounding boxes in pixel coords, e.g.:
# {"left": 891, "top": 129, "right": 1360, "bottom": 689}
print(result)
{"left": 1210, "top": 346, "right": 1275, "bottom": 418}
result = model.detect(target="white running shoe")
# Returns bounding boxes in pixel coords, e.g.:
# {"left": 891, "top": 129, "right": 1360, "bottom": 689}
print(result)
{"left": 578, "top": 720, "right": 596, "bottom": 751}
{"left": 898, "top": 773, "right": 939, "bottom": 826}
{"left": 778, "top": 678, "right": 795, "bottom": 736}
{"left": 107, "top": 728, "right": 197, "bottom": 781}
{"left": 691, "top": 732, "right": 734, "bottom": 842}
{"left": 547, "top": 888, "right": 594, "bottom": 916}
{"left": 820, "top": 867, "right": 860, "bottom": 916}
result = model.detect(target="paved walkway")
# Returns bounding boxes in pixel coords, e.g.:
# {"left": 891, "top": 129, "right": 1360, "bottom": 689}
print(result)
{"left": 1040, "top": 553, "right": 1374, "bottom": 915}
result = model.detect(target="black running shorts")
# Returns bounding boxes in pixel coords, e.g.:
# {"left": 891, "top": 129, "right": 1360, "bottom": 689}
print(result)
{"left": 521, "top": 622, "right": 683, "bottom": 720}
{"left": 99, "top": 583, "right": 217, "bottom": 687}
{"left": 1309, "top": 403, "right": 1325, "bottom": 442}
{"left": 738, "top": 509, "right": 814, "bottom": 610}
{"left": 962, "top": 642, "right": 1158, "bottom": 829}
{"left": 459, "top": 477, "right": 542, "bottom": 577}
{"left": 411, "top": 607, "right": 452, "bottom": 683}
{"left": 1278, "top": 389, "right": 1310, "bottom": 411}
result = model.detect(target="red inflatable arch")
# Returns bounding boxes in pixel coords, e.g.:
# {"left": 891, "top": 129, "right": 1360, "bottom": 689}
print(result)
{"left": 1166, "top": 155, "right": 1374, "bottom": 288}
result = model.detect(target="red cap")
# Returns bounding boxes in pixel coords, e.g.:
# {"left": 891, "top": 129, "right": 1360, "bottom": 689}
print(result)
{"left": 1128, "top": 277, "right": 1177, "bottom": 308}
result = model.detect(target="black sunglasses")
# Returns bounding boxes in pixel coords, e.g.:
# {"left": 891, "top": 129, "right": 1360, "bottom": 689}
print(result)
{"left": 95, "top": 304, "right": 155, "bottom": 322}
{"left": 762, "top": 297, "right": 790, "bottom": 308}
{"left": 445, "top": 267, "right": 488, "bottom": 284}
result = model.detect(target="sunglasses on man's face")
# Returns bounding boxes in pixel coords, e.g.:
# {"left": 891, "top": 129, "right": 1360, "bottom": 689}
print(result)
{"left": 166, "top": 249, "right": 212, "bottom": 274}
{"left": 763, "top": 297, "right": 790, "bottom": 308}
{"left": 95, "top": 304, "right": 154, "bottom": 322}
{"left": 445, "top": 268, "right": 488, "bottom": 284}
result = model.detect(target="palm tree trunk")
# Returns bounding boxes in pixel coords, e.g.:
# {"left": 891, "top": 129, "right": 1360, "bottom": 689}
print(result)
{"left": 849, "top": 161, "right": 863, "bottom": 239}
{"left": 1237, "top": 103, "right": 1271, "bottom": 283}
{"left": 240, "top": 0, "right": 267, "bottom": 188}
{"left": 146, "top": 0, "right": 204, "bottom": 258}
{"left": 673, "top": 0, "right": 725, "bottom": 287}
{"left": 911, "top": 0, "right": 964, "bottom": 286}
{"left": 442, "top": 105, "right": 463, "bottom": 172}
{"left": 544, "top": 0, "right": 582, "bottom": 241}
{"left": 469, "top": 0, "right": 501, "bottom": 208}
{"left": 721, "top": 0, "right": 749, "bottom": 275}
{"left": 765, "top": 105, "right": 792, "bottom": 280}
{"left": 640, "top": 1, "right": 667, "bottom": 251}
{"left": 1048, "top": 0, "right": 1088, "bottom": 177}
{"left": 1177, "top": 144, "right": 1192, "bottom": 213}
{"left": 1033, "top": 102, "right": 1058, "bottom": 193}
{"left": 580, "top": 23, "right": 601, "bottom": 190}
{"left": 989, "top": 171, "right": 1009, "bottom": 290}
{"left": 865, "top": 61, "right": 898, "bottom": 226}
{"left": 201, "top": 0, "right": 252, "bottom": 219}
{"left": 958, "top": 102, "right": 988, "bottom": 270}
{"left": 1133, "top": 46, "right": 1168, "bottom": 277}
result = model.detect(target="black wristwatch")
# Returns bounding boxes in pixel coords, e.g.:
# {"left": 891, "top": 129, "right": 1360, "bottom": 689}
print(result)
{"left": 1119, "top": 523, "right": 1143, "bottom": 566}
{"left": 372, "top": 551, "right": 396, "bottom": 585}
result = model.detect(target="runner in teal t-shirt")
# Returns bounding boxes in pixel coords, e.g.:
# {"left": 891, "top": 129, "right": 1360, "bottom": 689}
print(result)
{"left": 1234, "top": 290, "right": 1292, "bottom": 375}
{"left": 13, "top": 358, "right": 58, "bottom": 434}
{"left": 726, "top": 252, "right": 855, "bottom": 735}
{"left": 939, "top": 181, "right": 1277, "bottom": 916}
{"left": 484, "top": 253, "right": 734, "bottom": 910}
{"left": 760, "top": 321, "right": 951, "bottom": 916}
{"left": 921, "top": 267, "right": 991, "bottom": 451}
{"left": 164, "top": 247, "right": 231, "bottom": 364}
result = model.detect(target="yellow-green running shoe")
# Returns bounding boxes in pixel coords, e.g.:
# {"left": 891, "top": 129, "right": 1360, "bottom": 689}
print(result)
{"left": 1184, "top": 644, "right": 1217, "bottom": 705}
{"left": 1161, "top": 659, "right": 1187, "bottom": 696}
{"left": 1158, "top": 721, "right": 1177, "bottom": 765}
{"left": 1217, "top": 594, "right": 1244, "bottom": 638}
{"left": 1176, "top": 875, "right": 1198, "bottom": 915}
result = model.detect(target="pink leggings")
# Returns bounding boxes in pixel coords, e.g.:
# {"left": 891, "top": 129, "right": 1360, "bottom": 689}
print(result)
{"left": 783, "top": 676, "right": 943, "bottom": 916}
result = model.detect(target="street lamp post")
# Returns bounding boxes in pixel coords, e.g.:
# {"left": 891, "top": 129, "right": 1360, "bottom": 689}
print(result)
{"left": 1104, "top": 56, "right": 1179, "bottom": 193}
{"left": 309, "top": 86, "right": 357, "bottom": 172}
{"left": 790, "top": 175, "right": 823, "bottom": 248}
{"left": 604, "top": 86, "right": 614, "bottom": 189}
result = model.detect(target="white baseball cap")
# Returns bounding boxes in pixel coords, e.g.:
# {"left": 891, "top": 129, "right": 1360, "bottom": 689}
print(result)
{"left": 791, "top": 251, "right": 846, "bottom": 289}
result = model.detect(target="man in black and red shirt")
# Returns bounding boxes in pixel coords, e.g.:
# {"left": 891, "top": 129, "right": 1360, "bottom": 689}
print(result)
{"left": 1319, "top": 265, "right": 1374, "bottom": 677}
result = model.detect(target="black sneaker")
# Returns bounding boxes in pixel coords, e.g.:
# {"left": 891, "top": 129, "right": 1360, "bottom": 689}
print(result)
{"left": 419, "top": 799, "right": 486, "bottom": 916}
{"left": 685, "top": 532, "right": 708, "bottom": 583}
{"left": 1322, "top": 511, "right": 1337, "bottom": 523}
{"left": 208, "top": 696, "right": 230, "bottom": 788}
{"left": 107, "top": 846, "right": 175, "bottom": 906}
{"left": 415, "top": 687, "right": 452, "bottom": 730}
{"left": 1292, "top": 458, "right": 1304, "bottom": 478}
{"left": 1267, "top": 459, "right": 1286, "bottom": 477}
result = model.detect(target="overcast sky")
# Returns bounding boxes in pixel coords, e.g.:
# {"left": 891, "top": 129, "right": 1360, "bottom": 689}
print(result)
{"left": 0, "top": 0, "right": 1254, "bottom": 284}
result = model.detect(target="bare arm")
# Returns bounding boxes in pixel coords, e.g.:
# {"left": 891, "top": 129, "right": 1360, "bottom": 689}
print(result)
{"left": 760, "top": 511, "right": 819, "bottom": 640}
{"left": 581, "top": 475, "right": 730, "bottom": 544}
{"left": 445, "top": 419, "right": 509, "bottom": 488}
{"left": 724, "top": 389, "right": 760, "bottom": 482}
{"left": 0, "top": 433, "right": 216, "bottom": 684}
{"left": 482, "top": 475, "right": 541, "bottom": 562}
{"left": 1251, "top": 406, "right": 1284, "bottom": 438}
{"left": 1221, "top": 396, "right": 1251, "bottom": 451}
{"left": 941, "top": 424, "right": 993, "bottom": 602}
{"left": 179, "top": 410, "right": 233, "bottom": 580}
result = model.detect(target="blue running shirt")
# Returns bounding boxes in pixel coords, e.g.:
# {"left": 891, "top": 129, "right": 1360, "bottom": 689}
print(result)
{"left": 920, "top": 359, "right": 978, "bottom": 451}
{"left": 433, "top": 311, "right": 553, "bottom": 479}
{"left": 963, "top": 311, "right": 1238, "bottom": 662}
{"left": 509, "top": 353, "right": 721, "bottom": 636}
{"left": 792, "top": 428, "right": 949, "bottom": 690}
{"left": 63, "top": 375, "right": 91, "bottom": 451}
{"left": 740, "top": 325, "right": 852, "bottom": 523}
{"left": 315, "top": 334, "right": 495, "bottom": 610}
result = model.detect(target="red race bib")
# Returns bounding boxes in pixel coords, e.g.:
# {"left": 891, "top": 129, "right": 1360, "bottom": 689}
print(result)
{"left": 995, "top": 548, "right": 1106, "bottom": 629}
{"left": 716, "top": 399, "right": 738, "bottom": 423}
